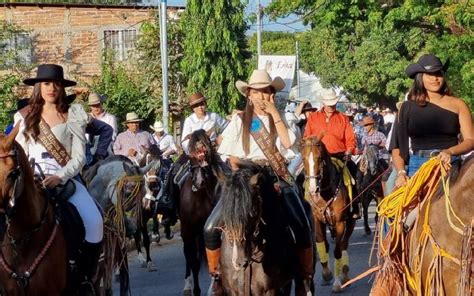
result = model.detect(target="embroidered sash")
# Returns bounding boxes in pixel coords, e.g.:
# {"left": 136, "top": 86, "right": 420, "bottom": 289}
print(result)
{"left": 20, "top": 106, "right": 71, "bottom": 167}
{"left": 248, "top": 115, "right": 293, "bottom": 184}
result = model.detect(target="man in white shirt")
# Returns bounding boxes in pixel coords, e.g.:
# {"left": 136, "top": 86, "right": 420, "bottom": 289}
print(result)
{"left": 88, "top": 93, "right": 118, "bottom": 141}
{"left": 150, "top": 120, "right": 177, "bottom": 179}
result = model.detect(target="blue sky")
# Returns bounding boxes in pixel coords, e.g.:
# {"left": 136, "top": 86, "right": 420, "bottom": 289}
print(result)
{"left": 166, "top": 0, "right": 308, "bottom": 33}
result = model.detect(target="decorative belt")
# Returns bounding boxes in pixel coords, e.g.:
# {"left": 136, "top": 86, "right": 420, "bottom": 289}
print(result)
{"left": 412, "top": 149, "right": 441, "bottom": 158}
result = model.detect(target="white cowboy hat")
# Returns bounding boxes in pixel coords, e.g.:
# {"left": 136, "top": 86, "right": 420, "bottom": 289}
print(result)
{"left": 87, "top": 92, "right": 102, "bottom": 106}
{"left": 150, "top": 121, "right": 164, "bottom": 132}
{"left": 235, "top": 70, "right": 285, "bottom": 96}
{"left": 124, "top": 112, "right": 143, "bottom": 123}
{"left": 321, "top": 89, "right": 340, "bottom": 106}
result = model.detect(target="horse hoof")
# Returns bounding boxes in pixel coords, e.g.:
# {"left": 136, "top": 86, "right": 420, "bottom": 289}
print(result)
{"left": 320, "top": 278, "right": 333, "bottom": 286}
{"left": 365, "top": 228, "right": 372, "bottom": 235}
{"left": 183, "top": 289, "right": 192, "bottom": 296}
{"left": 147, "top": 261, "right": 157, "bottom": 272}
{"left": 322, "top": 270, "right": 334, "bottom": 284}
{"left": 137, "top": 252, "right": 147, "bottom": 267}
{"left": 332, "top": 278, "right": 342, "bottom": 293}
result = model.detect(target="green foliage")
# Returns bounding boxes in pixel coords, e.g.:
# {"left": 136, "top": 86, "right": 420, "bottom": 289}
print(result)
{"left": 267, "top": 1, "right": 474, "bottom": 110}
{"left": 247, "top": 31, "right": 297, "bottom": 70}
{"left": 0, "top": 21, "right": 33, "bottom": 130}
{"left": 180, "top": 0, "right": 249, "bottom": 115}
{"left": 3, "top": 0, "right": 145, "bottom": 5}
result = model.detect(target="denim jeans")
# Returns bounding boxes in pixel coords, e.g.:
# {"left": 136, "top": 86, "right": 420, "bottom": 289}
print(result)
{"left": 408, "top": 155, "right": 430, "bottom": 177}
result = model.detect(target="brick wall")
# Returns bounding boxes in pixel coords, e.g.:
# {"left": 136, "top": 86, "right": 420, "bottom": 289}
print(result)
{"left": 0, "top": 3, "right": 183, "bottom": 82}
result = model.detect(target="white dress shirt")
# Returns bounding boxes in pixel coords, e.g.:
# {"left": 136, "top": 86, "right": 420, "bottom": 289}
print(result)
{"left": 181, "top": 112, "right": 227, "bottom": 154}
{"left": 152, "top": 132, "right": 177, "bottom": 159}
{"left": 91, "top": 111, "right": 117, "bottom": 140}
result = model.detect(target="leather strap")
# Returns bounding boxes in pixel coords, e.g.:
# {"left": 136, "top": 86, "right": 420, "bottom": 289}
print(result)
{"left": 247, "top": 115, "right": 293, "bottom": 184}
{"left": 19, "top": 106, "right": 71, "bottom": 167}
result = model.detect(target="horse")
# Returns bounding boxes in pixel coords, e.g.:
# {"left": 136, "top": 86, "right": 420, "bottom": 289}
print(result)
{"left": 84, "top": 155, "right": 149, "bottom": 296}
{"left": 0, "top": 126, "right": 68, "bottom": 295}
{"left": 301, "top": 136, "right": 356, "bottom": 292}
{"left": 180, "top": 129, "right": 225, "bottom": 296}
{"left": 371, "top": 156, "right": 474, "bottom": 296}
{"left": 219, "top": 160, "right": 301, "bottom": 296}
{"left": 356, "top": 144, "right": 388, "bottom": 235}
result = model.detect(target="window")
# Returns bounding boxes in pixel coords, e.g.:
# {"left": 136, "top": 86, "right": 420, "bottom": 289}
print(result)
{"left": 0, "top": 33, "right": 33, "bottom": 68}
{"left": 103, "top": 29, "right": 138, "bottom": 61}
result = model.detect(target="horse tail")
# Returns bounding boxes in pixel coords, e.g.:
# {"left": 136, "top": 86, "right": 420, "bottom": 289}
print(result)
{"left": 221, "top": 167, "right": 261, "bottom": 256}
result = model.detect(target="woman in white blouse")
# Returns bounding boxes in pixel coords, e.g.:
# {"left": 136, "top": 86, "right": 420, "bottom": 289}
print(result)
{"left": 14, "top": 64, "right": 103, "bottom": 292}
{"left": 204, "top": 70, "right": 314, "bottom": 294}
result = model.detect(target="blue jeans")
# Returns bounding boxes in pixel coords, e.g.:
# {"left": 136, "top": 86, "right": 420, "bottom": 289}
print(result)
{"left": 408, "top": 155, "right": 429, "bottom": 177}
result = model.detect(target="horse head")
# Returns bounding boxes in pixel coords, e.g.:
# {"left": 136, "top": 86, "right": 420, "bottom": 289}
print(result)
{"left": 301, "top": 136, "right": 327, "bottom": 196}
{"left": 221, "top": 161, "right": 271, "bottom": 263}
{"left": 139, "top": 144, "right": 162, "bottom": 168}
{"left": 0, "top": 124, "right": 27, "bottom": 217}
{"left": 365, "top": 144, "right": 379, "bottom": 176}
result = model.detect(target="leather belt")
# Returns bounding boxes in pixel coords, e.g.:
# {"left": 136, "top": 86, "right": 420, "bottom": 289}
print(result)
{"left": 412, "top": 149, "right": 441, "bottom": 158}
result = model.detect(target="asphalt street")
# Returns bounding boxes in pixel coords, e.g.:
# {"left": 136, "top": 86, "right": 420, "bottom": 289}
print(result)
{"left": 113, "top": 205, "right": 379, "bottom": 296}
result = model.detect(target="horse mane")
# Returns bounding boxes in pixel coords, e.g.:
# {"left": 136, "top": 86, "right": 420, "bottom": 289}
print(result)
{"left": 221, "top": 161, "right": 269, "bottom": 257}
{"left": 188, "top": 129, "right": 227, "bottom": 179}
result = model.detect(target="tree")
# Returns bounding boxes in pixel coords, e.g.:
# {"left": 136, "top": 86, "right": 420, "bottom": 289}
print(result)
{"left": 267, "top": 1, "right": 473, "bottom": 109}
{"left": 180, "top": 0, "right": 249, "bottom": 115}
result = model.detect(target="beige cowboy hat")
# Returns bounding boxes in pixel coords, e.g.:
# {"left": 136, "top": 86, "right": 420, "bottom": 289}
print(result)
{"left": 87, "top": 93, "right": 102, "bottom": 106}
{"left": 321, "top": 89, "right": 340, "bottom": 106}
{"left": 150, "top": 121, "right": 164, "bottom": 132}
{"left": 235, "top": 70, "right": 285, "bottom": 96}
{"left": 124, "top": 112, "right": 143, "bottom": 123}
{"left": 189, "top": 92, "right": 207, "bottom": 108}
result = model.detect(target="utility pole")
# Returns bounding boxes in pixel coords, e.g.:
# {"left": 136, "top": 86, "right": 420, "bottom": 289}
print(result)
{"left": 295, "top": 41, "right": 300, "bottom": 98}
{"left": 160, "top": 0, "right": 169, "bottom": 132}
{"left": 256, "top": 0, "right": 262, "bottom": 63}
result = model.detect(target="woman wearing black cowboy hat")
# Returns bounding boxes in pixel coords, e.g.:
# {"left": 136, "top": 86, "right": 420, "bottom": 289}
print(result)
{"left": 13, "top": 64, "right": 103, "bottom": 294}
{"left": 389, "top": 54, "right": 474, "bottom": 188}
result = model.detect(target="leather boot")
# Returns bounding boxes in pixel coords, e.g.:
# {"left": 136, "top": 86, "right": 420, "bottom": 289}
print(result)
{"left": 206, "top": 248, "right": 223, "bottom": 296}
{"left": 78, "top": 241, "right": 102, "bottom": 296}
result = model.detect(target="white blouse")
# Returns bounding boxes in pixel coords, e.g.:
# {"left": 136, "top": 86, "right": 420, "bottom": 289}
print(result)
{"left": 14, "top": 104, "right": 88, "bottom": 184}
{"left": 218, "top": 112, "right": 296, "bottom": 161}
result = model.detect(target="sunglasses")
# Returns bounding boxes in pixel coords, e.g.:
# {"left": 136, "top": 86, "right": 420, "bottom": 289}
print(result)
{"left": 363, "top": 123, "right": 374, "bottom": 127}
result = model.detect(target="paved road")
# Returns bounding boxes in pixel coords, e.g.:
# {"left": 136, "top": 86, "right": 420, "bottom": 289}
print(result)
{"left": 113, "top": 206, "right": 379, "bottom": 296}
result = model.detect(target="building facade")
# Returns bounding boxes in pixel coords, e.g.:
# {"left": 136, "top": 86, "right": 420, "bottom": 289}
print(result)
{"left": 0, "top": 2, "right": 183, "bottom": 80}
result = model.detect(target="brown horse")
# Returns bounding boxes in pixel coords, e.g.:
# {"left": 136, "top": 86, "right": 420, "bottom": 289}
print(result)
{"left": 0, "top": 126, "right": 67, "bottom": 295}
{"left": 301, "top": 136, "right": 356, "bottom": 292}
{"left": 371, "top": 156, "right": 474, "bottom": 296}
{"left": 180, "top": 129, "right": 225, "bottom": 296}
{"left": 219, "top": 161, "right": 297, "bottom": 296}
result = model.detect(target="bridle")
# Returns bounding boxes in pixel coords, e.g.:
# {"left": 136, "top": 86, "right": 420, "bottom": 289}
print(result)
{"left": 301, "top": 140, "right": 325, "bottom": 194}
{"left": 0, "top": 146, "right": 60, "bottom": 289}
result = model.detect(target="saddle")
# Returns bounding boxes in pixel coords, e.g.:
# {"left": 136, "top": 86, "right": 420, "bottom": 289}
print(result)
{"left": 173, "top": 160, "right": 192, "bottom": 189}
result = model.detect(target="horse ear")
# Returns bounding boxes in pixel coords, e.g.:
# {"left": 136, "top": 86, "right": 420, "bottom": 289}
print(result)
{"left": 4, "top": 123, "right": 20, "bottom": 149}
{"left": 249, "top": 173, "right": 260, "bottom": 187}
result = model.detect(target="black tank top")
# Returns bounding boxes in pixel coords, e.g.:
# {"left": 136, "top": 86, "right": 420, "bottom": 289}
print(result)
{"left": 407, "top": 102, "right": 460, "bottom": 151}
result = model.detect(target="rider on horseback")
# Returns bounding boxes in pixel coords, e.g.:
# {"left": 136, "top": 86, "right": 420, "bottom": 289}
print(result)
{"left": 304, "top": 89, "right": 361, "bottom": 220}
{"left": 14, "top": 64, "right": 104, "bottom": 294}
{"left": 160, "top": 92, "right": 227, "bottom": 230}
{"left": 204, "top": 70, "right": 314, "bottom": 295}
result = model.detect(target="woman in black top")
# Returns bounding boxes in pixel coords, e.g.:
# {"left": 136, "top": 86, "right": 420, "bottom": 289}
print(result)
{"left": 390, "top": 54, "right": 473, "bottom": 188}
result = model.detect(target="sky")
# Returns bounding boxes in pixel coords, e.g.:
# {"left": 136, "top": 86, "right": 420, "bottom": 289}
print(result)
{"left": 166, "top": 0, "right": 308, "bottom": 33}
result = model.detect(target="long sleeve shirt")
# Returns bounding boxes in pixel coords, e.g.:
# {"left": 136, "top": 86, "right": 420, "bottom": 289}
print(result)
{"left": 113, "top": 129, "right": 152, "bottom": 163}
{"left": 304, "top": 110, "right": 356, "bottom": 155}
{"left": 181, "top": 112, "right": 228, "bottom": 154}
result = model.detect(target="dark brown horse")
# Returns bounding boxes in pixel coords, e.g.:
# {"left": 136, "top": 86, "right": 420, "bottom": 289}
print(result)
{"left": 371, "top": 156, "right": 474, "bottom": 296}
{"left": 219, "top": 161, "right": 297, "bottom": 296}
{"left": 301, "top": 136, "right": 355, "bottom": 292}
{"left": 0, "top": 126, "right": 67, "bottom": 295}
{"left": 180, "top": 129, "right": 225, "bottom": 296}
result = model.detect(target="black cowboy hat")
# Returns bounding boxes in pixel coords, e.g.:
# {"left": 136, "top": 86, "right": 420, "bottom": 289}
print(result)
{"left": 301, "top": 102, "right": 317, "bottom": 113}
{"left": 23, "top": 64, "right": 76, "bottom": 87}
{"left": 405, "top": 54, "right": 449, "bottom": 79}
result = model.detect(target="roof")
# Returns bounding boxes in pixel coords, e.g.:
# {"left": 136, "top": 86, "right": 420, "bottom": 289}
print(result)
{"left": 1, "top": 1, "right": 185, "bottom": 9}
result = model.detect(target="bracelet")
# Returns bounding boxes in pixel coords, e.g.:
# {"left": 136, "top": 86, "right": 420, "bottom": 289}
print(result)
{"left": 397, "top": 170, "right": 407, "bottom": 176}
{"left": 274, "top": 119, "right": 282, "bottom": 124}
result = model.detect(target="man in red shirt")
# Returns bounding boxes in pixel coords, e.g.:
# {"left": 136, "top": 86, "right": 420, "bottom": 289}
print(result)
{"left": 304, "top": 89, "right": 360, "bottom": 219}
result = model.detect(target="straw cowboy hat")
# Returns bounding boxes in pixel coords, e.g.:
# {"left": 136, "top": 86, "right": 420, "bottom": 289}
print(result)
{"left": 362, "top": 116, "right": 375, "bottom": 126}
{"left": 235, "top": 70, "right": 285, "bottom": 96}
{"left": 150, "top": 121, "right": 165, "bottom": 132}
{"left": 189, "top": 92, "right": 207, "bottom": 108}
{"left": 87, "top": 93, "right": 102, "bottom": 106}
{"left": 405, "top": 54, "right": 449, "bottom": 79}
{"left": 24, "top": 64, "right": 76, "bottom": 87}
{"left": 124, "top": 112, "right": 143, "bottom": 123}
{"left": 321, "top": 89, "right": 340, "bottom": 106}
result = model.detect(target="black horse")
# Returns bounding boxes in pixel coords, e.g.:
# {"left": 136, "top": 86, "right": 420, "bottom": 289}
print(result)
{"left": 356, "top": 144, "right": 388, "bottom": 235}
{"left": 219, "top": 161, "right": 307, "bottom": 296}
{"left": 180, "top": 129, "right": 226, "bottom": 296}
